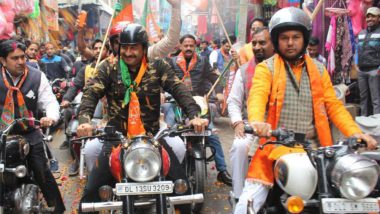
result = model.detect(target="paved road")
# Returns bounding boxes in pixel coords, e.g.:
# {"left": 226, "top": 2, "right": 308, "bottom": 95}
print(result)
{"left": 50, "top": 117, "right": 235, "bottom": 214}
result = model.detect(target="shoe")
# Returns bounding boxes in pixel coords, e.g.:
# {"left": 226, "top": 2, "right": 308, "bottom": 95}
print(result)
{"left": 59, "top": 140, "right": 69, "bottom": 150}
{"left": 217, "top": 170, "right": 232, "bottom": 186}
{"left": 50, "top": 159, "right": 59, "bottom": 173}
{"left": 68, "top": 161, "right": 79, "bottom": 176}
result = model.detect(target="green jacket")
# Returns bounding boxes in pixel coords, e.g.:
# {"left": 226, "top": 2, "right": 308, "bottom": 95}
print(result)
{"left": 78, "top": 57, "right": 200, "bottom": 135}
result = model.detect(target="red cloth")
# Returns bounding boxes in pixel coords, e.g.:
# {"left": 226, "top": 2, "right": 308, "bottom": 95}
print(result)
{"left": 197, "top": 15, "right": 207, "bottom": 35}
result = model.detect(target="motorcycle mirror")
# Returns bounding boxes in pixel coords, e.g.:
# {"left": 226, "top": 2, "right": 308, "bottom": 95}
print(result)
{"left": 44, "top": 135, "right": 53, "bottom": 142}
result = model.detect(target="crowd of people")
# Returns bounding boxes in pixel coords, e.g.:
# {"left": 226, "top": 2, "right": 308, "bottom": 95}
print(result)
{"left": 0, "top": 1, "right": 379, "bottom": 213}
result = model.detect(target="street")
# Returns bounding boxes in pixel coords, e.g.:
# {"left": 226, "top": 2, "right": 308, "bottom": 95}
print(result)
{"left": 50, "top": 117, "right": 235, "bottom": 214}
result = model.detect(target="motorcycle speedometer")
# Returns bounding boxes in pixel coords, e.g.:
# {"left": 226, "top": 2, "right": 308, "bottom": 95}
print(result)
{"left": 123, "top": 141, "right": 161, "bottom": 182}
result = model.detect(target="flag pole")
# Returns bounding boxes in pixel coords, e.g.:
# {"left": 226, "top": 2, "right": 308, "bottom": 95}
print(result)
{"left": 206, "top": 59, "right": 234, "bottom": 100}
{"left": 94, "top": 8, "right": 117, "bottom": 71}
{"left": 212, "top": 0, "right": 241, "bottom": 67}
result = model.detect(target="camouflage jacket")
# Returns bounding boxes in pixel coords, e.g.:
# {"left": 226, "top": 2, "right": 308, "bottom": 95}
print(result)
{"left": 78, "top": 58, "right": 201, "bottom": 135}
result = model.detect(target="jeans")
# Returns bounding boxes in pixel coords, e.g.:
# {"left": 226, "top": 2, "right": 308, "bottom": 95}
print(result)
{"left": 358, "top": 69, "right": 380, "bottom": 116}
{"left": 162, "top": 103, "right": 228, "bottom": 172}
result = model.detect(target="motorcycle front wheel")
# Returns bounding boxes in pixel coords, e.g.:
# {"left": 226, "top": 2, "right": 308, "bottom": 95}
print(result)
{"left": 187, "top": 149, "right": 206, "bottom": 213}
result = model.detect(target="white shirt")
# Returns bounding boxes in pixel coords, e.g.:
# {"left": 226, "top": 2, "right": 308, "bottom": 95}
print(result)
{"left": 227, "top": 67, "right": 246, "bottom": 124}
{"left": 148, "top": 7, "right": 181, "bottom": 60}
{"left": 209, "top": 49, "right": 218, "bottom": 67}
{"left": 7, "top": 69, "right": 60, "bottom": 122}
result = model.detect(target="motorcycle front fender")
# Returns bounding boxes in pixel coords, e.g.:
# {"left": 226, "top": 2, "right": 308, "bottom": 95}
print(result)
{"left": 191, "top": 144, "right": 205, "bottom": 160}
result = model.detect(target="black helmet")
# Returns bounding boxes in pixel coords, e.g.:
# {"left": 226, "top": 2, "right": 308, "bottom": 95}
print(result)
{"left": 119, "top": 23, "right": 148, "bottom": 47}
{"left": 269, "top": 7, "right": 312, "bottom": 57}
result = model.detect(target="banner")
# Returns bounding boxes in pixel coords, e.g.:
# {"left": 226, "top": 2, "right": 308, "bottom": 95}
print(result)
{"left": 141, "top": 0, "right": 161, "bottom": 43}
{"left": 113, "top": 0, "right": 134, "bottom": 24}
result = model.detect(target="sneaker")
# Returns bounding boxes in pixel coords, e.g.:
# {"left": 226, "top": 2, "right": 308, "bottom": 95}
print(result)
{"left": 68, "top": 161, "right": 79, "bottom": 176}
{"left": 59, "top": 140, "right": 69, "bottom": 150}
{"left": 50, "top": 159, "right": 59, "bottom": 173}
{"left": 217, "top": 170, "right": 232, "bottom": 186}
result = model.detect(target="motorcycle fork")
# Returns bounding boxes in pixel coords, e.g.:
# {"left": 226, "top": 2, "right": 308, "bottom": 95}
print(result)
{"left": 122, "top": 178, "right": 134, "bottom": 214}
{"left": 314, "top": 152, "right": 333, "bottom": 214}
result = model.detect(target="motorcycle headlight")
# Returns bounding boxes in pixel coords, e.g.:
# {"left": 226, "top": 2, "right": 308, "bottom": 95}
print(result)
{"left": 123, "top": 142, "right": 161, "bottom": 182}
{"left": 15, "top": 165, "right": 27, "bottom": 178}
{"left": 193, "top": 96, "right": 208, "bottom": 116}
{"left": 331, "top": 154, "right": 379, "bottom": 200}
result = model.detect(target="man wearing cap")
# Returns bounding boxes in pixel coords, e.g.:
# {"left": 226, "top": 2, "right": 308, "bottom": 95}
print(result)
{"left": 357, "top": 7, "right": 380, "bottom": 116}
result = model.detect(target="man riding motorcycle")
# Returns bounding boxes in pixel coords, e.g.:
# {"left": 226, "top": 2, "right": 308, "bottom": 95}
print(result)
{"left": 60, "top": 39, "right": 110, "bottom": 175}
{"left": 227, "top": 27, "right": 275, "bottom": 202}
{"left": 234, "top": 7, "right": 378, "bottom": 213}
{"left": 164, "top": 34, "right": 233, "bottom": 185}
{"left": 0, "top": 39, "right": 65, "bottom": 213}
{"left": 76, "top": 24, "right": 208, "bottom": 212}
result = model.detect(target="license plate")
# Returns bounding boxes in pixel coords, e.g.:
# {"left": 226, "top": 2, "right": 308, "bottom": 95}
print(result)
{"left": 322, "top": 198, "right": 379, "bottom": 213}
{"left": 182, "top": 130, "right": 212, "bottom": 137}
{"left": 115, "top": 181, "right": 174, "bottom": 196}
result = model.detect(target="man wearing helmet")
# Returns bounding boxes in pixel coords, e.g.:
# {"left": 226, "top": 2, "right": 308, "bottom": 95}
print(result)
{"left": 76, "top": 0, "right": 181, "bottom": 61}
{"left": 76, "top": 24, "right": 208, "bottom": 207}
{"left": 234, "top": 7, "right": 378, "bottom": 213}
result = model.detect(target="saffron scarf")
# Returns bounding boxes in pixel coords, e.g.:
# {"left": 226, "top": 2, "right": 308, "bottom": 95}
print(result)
{"left": 0, "top": 66, "right": 31, "bottom": 130}
{"left": 246, "top": 58, "right": 257, "bottom": 93}
{"left": 176, "top": 52, "right": 198, "bottom": 91}
{"left": 246, "top": 54, "right": 333, "bottom": 187}
{"left": 119, "top": 57, "right": 148, "bottom": 137}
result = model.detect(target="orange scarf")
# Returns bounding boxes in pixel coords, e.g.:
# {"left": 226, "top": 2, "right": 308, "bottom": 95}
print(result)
{"left": 176, "top": 52, "right": 197, "bottom": 91}
{"left": 126, "top": 57, "right": 148, "bottom": 138}
{"left": 247, "top": 54, "right": 333, "bottom": 186}
{"left": 0, "top": 66, "right": 32, "bottom": 130}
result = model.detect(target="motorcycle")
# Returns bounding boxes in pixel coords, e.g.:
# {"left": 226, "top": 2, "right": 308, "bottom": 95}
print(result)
{"left": 50, "top": 78, "right": 69, "bottom": 103}
{"left": 64, "top": 92, "right": 104, "bottom": 178}
{"left": 0, "top": 118, "right": 55, "bottom": 213}
{"left": 163, "top": 95, "right": 214, "bottom": 213}
{"left": 244, "top": 125, "right": 380, "bottom": 214}
{"left": 78, "top": 125, "right": 204, "bottom": 213}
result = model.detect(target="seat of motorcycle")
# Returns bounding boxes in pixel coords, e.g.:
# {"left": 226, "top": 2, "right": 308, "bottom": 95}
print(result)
{"left": 361, "top": 151, "right": 380, "bottom": 161}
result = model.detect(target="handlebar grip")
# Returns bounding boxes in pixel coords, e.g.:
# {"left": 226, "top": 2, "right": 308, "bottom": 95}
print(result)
{"left": 244, "top": 125, "right": 255, "bottom": 134}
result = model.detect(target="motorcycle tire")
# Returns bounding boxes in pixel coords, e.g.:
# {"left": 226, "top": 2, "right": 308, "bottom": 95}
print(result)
{"left": 188, "top": 157, "right": 206, "bottom": 213}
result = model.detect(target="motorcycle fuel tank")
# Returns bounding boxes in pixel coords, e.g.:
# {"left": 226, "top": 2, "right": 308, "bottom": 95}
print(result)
{"left": 274, "top": 153, "right": 317, "bottom": 200}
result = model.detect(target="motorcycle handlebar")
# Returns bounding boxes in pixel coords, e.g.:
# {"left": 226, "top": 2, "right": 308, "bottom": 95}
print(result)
{"left": 243, "top": 124, "right": 283, "bottom": 138}
{"left": 0, "top": 118, "right": 41, "bottom": 136}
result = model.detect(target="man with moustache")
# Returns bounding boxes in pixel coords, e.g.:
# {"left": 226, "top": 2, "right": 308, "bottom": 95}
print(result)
{"left": 165, "top": 34, "right": 233, "bottom": 185}
{"left": 227, "top": 27, "right": 275, "bottom": 204}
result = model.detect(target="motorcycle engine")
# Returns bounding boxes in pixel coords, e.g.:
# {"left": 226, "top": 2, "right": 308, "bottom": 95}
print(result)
{"left": 5, "top": 135, "right": 29, "bottom": 167}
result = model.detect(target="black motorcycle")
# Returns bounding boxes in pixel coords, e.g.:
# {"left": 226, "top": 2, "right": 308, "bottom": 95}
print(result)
{"left": 0, "top": 118, "right": 54, "bottom": 213}
{"left": 244, "top": 125, "right": 380, "bottom": 214}
{"left": 164, "top": 95, "right": 215, "bottom": 213}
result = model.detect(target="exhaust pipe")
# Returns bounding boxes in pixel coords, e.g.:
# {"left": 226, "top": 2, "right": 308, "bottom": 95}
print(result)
{"left": 81, "top": 194, "right": 204, "bottom": 212}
